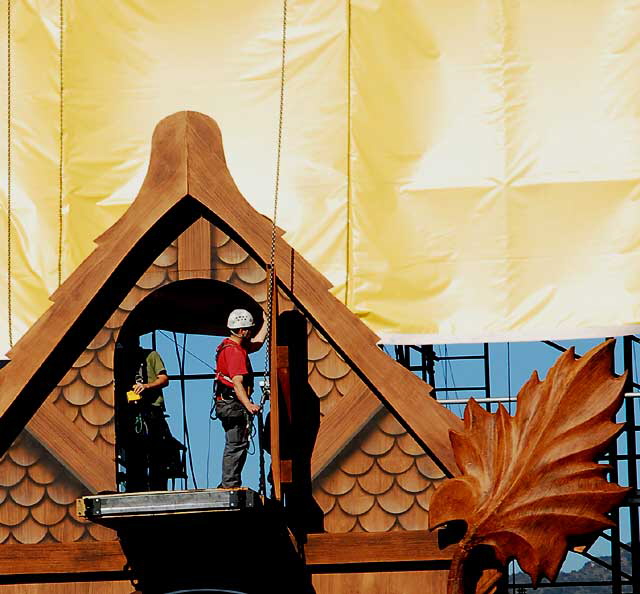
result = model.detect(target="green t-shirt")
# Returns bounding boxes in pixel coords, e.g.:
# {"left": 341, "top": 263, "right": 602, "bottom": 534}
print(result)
{"left": 142, "top": 350, "right": 167, "bottom": 407}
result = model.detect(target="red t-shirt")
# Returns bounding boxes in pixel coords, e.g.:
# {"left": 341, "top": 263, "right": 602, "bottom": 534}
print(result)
{"left": 216, "top": 338, "right": 251, "bottom": 389}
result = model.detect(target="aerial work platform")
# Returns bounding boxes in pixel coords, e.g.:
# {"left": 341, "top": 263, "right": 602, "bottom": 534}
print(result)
{"left": 77, "top": 487, "right": 262, "bottom": 523}
{"left": 76, "top": 487, "right": 296, "bottom": 592}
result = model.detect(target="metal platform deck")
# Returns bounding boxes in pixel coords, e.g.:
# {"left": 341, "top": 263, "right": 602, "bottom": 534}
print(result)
{"left": 77, "top": 487, "right": 262, "bottom": 521}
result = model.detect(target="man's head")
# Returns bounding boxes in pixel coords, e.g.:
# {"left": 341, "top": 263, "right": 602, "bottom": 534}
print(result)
{"left": 116, "top": 333, "right": 140, "bottom": 351}
{"left": 227, "top": 308, "right": 254, "bottom": 338}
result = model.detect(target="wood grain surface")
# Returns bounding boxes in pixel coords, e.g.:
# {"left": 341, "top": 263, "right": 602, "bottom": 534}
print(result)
{"left": 305, "top": 530, "right": 455, "bottom": 565}
{"left": 312, "top": 569, "right": 448, "bottom": 594}
{"left": 430, "top": 340, "right": 629, "bottom": 594}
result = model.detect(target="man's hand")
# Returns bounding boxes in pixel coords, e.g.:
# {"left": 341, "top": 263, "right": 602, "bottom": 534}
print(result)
{"left": 246, "top": 402, "right": 260, "bottom": 415}
{"left": 250, "top": 310, "right": 268, "bottom": 348}
{"left": 132, "top": 383, "right": 146, "bottom": 395}
{"left": 131, "top": 373, "right": 169, "bottom": 395}
{"left": 232, "top": 375, "right": 260, "bottom": 414}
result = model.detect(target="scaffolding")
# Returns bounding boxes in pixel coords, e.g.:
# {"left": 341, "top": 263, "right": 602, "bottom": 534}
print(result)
{"left": 393, "top": 336, "right": 640, "bottom": 593}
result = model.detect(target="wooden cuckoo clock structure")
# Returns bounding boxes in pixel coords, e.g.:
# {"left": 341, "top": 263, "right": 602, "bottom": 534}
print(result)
{"left": 0, "top": 112, "right": 628, "bottom": 594}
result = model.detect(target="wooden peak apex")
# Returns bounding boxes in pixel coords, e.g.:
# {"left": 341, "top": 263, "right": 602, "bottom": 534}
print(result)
{"left": 95, "top": 111, "right": 227, "bottom": 246}
{"left": 142, "top": 110, "right": 229, "bottom": 198}
{"left": 154, "top": 110, "right": 226, "bottom": 163}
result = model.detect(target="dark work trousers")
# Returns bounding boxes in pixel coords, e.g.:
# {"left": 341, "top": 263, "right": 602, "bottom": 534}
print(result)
{"left": 125, "top": 405, "right": 172, "bottom": 492}
{"left": 216, "top": 399, "right": 250, "bottom": 487}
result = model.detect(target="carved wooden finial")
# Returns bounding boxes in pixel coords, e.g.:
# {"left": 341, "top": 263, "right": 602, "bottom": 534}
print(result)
{"left": 429, "top": 339, "right": 629, "bottom": 594}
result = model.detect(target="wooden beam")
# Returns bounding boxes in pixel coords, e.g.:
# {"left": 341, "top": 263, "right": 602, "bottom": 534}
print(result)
{"left": 311, "top": 383, "right": 383, "bottom": 480}
{"left": 304, "top": 531, "right": 455, "bottom": 566}
{"left": 177, "top": 217, "right": 212, "bottom": 279}
{"left": 0, "top": 532, "right": 454, "bottom": 577}
{"left": 27, "top": 400, "right": 114, "bottom": 493}
{"left": 276, "top": 344, "right": 293, "bottom": 486}
{"left": 269, "top": 277, "right": 282, "bottom": 500}
{"left": 0, "top": 542, "right": 128, "bottom": 576}
{"left": 277, "top": 345, "right": 292, "bottom": 423}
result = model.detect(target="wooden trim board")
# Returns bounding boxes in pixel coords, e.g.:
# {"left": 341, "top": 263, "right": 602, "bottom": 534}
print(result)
{"left": 0, "top": 531, "right": 454, "bottom": 577}
{"left": 311, "top": 383, "right": 383, "bottom": 480}
{"left": 0, "top": 542, "right": 128, "bottom": 576}
{"left": 27, "top": 400, "right": 114, "bottom": 493}
{"left": 304, "top": 531, "right": 455, "bottom": 566}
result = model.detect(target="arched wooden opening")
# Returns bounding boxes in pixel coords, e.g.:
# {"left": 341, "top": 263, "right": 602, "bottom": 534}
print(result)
{"left": 114, "top": 278, "right": 264, "bottom": 493}
{"left": 118, "top": 278, "right": 263, "bottom": 340}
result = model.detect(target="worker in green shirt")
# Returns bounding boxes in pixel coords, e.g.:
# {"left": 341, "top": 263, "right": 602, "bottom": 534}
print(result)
{"left": 115, "top": 335, "right": 185, "bottom": 492}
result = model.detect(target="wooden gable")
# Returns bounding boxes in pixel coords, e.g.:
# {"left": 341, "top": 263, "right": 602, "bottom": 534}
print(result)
{"left": 0, "top": 112, "right": 462, "bottom": 592}
{"left": 0, "top": 111, "right": 462, "bottom": 477}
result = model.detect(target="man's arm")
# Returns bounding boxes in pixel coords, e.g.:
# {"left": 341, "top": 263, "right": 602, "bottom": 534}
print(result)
{"left": 232, "top": 375, "right": 260, "bottom": 414}
{"left": 132, "top": 351, "right": 169, "bottom": 395}
{"left": 248, "top": 311, "right": 268, "bottom": 353}
{"left": 132, "top": 372, "right": 168, "bottom": 395}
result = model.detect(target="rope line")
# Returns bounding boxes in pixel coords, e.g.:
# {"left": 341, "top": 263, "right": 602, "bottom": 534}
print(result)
{"left": 57, "top": 0, "right": 63, "bottom": 287}
{"left": 6, "top": 0, "right": 12, "bottom": 348}
{"left": 157, "top": 330, "right": 215, "bottom": 372}
{"left": 633, "top": 339, "right": 638, "bottom": 387}
{"left": 507, "top": 342, "right": 513, "bottom": 415}
{"left": 263, "top": 0, "right": 288, "bottom": 372}
{"left": 345, "top": 0, "right": 352, "bottom": 307}
{"left": 173, "top": 332, "right": 198, "bottom": 489}
{"left": 259, "top": 0, "right": 288, "bottom": 499}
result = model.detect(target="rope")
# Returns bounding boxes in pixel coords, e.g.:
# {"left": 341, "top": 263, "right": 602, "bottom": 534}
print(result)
{"left": 258, "top": 0, "right": 288, "bottom": 499}
{"left": 6, "top": 0, "right": 12, "bottom": 348}
{"left": 158, "top": 329, "right": 215, "bottom": 371}
{"left": 263, "top": 0, "right": 288, "bottom": 384}
{"left": 257, "top": 408, "right": 266, "bottom": 497}
{"left": 206, "top": 407, "right": 213, "bottom": 487}
{"left": 57, "top": 0, "right": 64, "bottom": 287}
{"left": 173, "top": 332, "right": 198, "bottom": 489}
{"left": 507, "top": 342, "right": 512, "bottom": 415}
{"left": 345, "top": 0, "right": 352, "bottom": 307}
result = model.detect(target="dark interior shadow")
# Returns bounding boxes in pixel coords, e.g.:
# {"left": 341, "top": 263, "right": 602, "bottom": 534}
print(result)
{"left": 277, "top": 309, "right": 324, "bottom": 538}
{"left": 116, "top": 509, "right": 309, "bottom": 593}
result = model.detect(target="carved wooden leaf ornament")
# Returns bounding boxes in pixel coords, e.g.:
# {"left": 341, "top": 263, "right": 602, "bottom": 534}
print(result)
{"left": 429, "top": 340, "right": 629, "bottom": 593}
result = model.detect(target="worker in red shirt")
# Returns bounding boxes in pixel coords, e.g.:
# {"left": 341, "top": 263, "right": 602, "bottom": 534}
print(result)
{"left": 215, "top": 308, "right": 267, "bottom": 487}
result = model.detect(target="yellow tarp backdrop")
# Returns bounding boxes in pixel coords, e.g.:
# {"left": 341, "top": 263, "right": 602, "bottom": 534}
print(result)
{"left": 1, "top": 0, "right": 640, "bottom": 355}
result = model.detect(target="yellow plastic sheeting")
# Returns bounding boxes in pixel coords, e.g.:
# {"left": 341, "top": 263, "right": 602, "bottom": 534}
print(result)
{"left": 350, "top": 0, "right": 640, "bottom": 343}
{"left": 1, "top": 0, "right": 348, "bottom": 356}
{"left": 1, "top": 0, "right": 61, "bottom": 353}
{"left": 2, "top": 0, "right": 640, "bottom": 356}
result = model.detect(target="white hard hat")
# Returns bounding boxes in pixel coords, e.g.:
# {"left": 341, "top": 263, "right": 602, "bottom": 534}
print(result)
{"left": 227, "top": 308, "right": 254, "bottom": 330}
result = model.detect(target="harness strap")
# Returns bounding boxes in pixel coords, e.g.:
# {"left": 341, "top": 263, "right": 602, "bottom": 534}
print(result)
{"left": 215, "top": 341, "right": 249, "bottom": 402}
{"left": 215, "top": 341, "right": 242, "bottom": 384}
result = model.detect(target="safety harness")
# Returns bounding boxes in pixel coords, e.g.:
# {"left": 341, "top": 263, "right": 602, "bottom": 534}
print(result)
{"left": 212, "top": 340, "right": 255, "bottom": 449}
{"left": 214, "top": 340, "right": 253, "bottom": 402}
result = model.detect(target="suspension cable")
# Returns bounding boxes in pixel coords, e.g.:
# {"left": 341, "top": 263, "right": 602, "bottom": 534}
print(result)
{"left": 6, "top": 0, "right": 12, "bottom": 348}
{"left": 173, "top": 332, "right": 198, "bottom": 489}
{"left": 158, "top": 329, "right": 214, "bottom": 371}
{"left": 507, "top": 342, "right": 512, "bottom": 415}
{"left": 263, "top": 0, "right": 288, "bottom": 392}
{"left": 57, "top": 0, "right": 64, "bottom": 287}
{"left": 206, "top": 406, "right": 213, "bottom": 487}
{"left": 258, "top": 0, "right": 289, "bottom": 500}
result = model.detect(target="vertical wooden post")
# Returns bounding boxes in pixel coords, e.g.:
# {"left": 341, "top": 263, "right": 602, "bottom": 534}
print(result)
{"left": 277, "top": 343, "right": 293, "bottom": 485}
{"left": 268, "top": 269, "right": 282, "bottom": 500}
